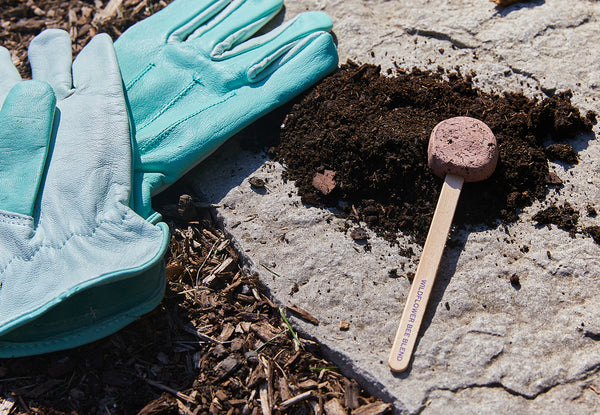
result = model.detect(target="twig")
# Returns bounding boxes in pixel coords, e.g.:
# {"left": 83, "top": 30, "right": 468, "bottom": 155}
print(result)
{"left": 260, "top": 263, "right": 282, "bottom": 278}
{"left": 196, "top": 237, "right": 221, "bottom": 286}
{"left": 182, "top": 325, "right": 224, "bottom": 345}
{"left": 279, "top": 391, "right": 315, "bottom": 409}
{"left": 142, "top": 378, "right": 197, "bottom": 405}
{"left": 309, "top": 366, "right": 339, "bottom": 372}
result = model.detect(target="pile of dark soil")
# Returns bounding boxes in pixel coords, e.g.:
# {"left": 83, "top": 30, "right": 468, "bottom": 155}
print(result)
{"left": 273, "top": 62, "right": 597, "bottom": 244}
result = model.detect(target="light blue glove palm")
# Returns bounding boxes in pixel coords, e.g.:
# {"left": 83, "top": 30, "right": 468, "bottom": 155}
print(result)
{"left": 0, "top": 30, "right": 169, "bottom": 357}
{"left": 115, "top": 0, "right": 338, "bottom": 220}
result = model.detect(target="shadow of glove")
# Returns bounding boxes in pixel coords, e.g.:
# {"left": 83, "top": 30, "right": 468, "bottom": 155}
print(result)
{"left": 0, "top": 30, "right": 169, "bottom": 357}
{"left": 113, "top": 0, "right": 339, "bottom": 220}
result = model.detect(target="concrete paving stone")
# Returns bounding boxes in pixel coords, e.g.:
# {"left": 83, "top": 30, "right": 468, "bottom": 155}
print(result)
{"left": 187, "top": 1, "right": 600, "bottom": 413}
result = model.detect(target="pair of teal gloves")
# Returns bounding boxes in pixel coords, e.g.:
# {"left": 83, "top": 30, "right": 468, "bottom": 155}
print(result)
{"left": 0, "top": 0, "right": 338, "bottom": 357}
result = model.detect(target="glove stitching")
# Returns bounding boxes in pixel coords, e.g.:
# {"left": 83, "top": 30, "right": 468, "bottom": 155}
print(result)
{"left": 139, "top": 91, "right": 236, "bottom": 153}
{"left": 0, "top": 209, "right": 131, "bottom": 277}
{"left": 137, "top": 76, "right": 203, "bottom": 131}
{"left": 0, "top": 213, "right": 33, "bottom": 227}
{"left": 125, "top": 62, "right": 156, "bottom": 91}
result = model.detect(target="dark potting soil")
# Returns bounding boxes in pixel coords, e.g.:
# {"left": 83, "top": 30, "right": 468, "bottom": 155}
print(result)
{"left": 532, "top": 202, "right": 580, "bottom": 236}
{"left": 271, "top": 62, "right": 597, "bottom": 244}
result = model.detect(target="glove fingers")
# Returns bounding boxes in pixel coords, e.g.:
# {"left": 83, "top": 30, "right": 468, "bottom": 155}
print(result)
{"left": 255, "top": 30, "right": 338, "bottom": 95}
{"left": 28, "top": 29, "right": 73, "bottom": 101}
{"left": 0, "top": 47, "right": 22, "bottom": 106}
{"left": 68, "top": 33, "right": 132, "bottom": 195}
{"left": 72, "top": 33, "right": 122, "bottom": 95}
{"left": 158, "top": 0, "right": 232, "bottom": 43}
{"left": 221, "top": 12, "right": 334, "bottom": 81}
{"left": 187, "top": 0, "right": 282, "bottom": 53}
{"left": 0, "top": 81, "right": 55, "bottom": 217}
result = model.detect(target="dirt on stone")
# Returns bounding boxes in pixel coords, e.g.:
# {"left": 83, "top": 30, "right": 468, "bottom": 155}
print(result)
{"left": 532, "top": 202, "right": 580, "bottom": 236}
{"left": 272, "top": 61, "right": 597, "bottom": 244}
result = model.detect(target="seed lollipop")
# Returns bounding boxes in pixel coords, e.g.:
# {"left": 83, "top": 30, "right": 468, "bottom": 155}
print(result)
{"left": 388, "top": 116, "right": 498, "bottom": 373}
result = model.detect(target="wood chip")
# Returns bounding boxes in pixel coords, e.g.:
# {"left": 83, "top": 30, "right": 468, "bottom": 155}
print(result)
{"left": 339, "top": 320, "right": 350, "bottom": 331}
{"left": 183, "top": 325, "right": 222, "bottom": 344}
{"left": 12, "top": 18, "right": 46, "bottom": 30}
{"left": 203, "top": 257, "right": 236, "bottom": 285}
{"left": 259, "top": 356, "right": 274, "bottom": 412}
{"left": 251, "top": 321, "right": 282, "bottom": 342}
{"left": 213, "top": 257, "right": 236, "bottom": 275}
{"left": 545, "top": 171, "right": 563, "bottom": 185}
{"left": 0, "top": 395, "right": 15, "bottom": 415}
{"left": 137, "top": 394, "right": 178, "bottom": 415}
{"left": 351, "top": 402, "right": 393, "bottom": 415}
{"left": 278, "top": 377, "right": 293, "bottom": 402}
{"left": 287, "top": 304, "right": 320, "bottom": 325}
{"left": 247, "top": 366, "right": 267, "bottom": 388}
{"left": 214, "top": 356, "right": 241, "bottom": 379}
{"left": 93, "top": 0, "right": 124, "bottom": 24}
{"left": 312, "top": 170, "right": 336, "bottom": 195}
{"left": 344, "top": 380, "right": 360, "bottom": 410}
{"left": 218, "top": 323, "right": 235, "bottom": 342}
{"left": 298, "top": 379, "right": 319, "bottom": 390}
{"left": 202, "top": 228, "right": 220, "bottom": 241}
{"left": 323, "top": 398, "right": 346, "bottom": 415}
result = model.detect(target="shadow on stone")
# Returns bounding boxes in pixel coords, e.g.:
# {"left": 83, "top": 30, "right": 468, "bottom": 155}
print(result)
{"left": 494, "top": 0, "right": 546, "bottom": 17}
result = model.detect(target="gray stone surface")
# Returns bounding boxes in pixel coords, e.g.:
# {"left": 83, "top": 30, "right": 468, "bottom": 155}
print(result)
{"left": 186, "top": 1, "right": 600, "bottom": 413}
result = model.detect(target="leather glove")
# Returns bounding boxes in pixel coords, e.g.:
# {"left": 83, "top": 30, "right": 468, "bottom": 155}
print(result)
{"left": 0, "top": 30, "right": 169, "bottom": 357}
{"left": 114, "top": 0, "right": 339, "bottom": 221}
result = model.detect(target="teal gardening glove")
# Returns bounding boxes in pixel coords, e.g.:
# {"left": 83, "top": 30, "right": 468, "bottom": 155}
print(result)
{"left": 115, "top": 0, "right": 339, "bottom": 221}
{"left": 0, "top": 30, "right": 169, "bottom": 357}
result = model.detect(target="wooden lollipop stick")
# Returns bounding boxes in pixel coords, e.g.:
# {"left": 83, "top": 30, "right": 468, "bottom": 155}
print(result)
{"left": 388, "top": 173, "right": 464, "bottom": 372}
{"left": 388, "top": 116, "right": 498, "bottom": 373}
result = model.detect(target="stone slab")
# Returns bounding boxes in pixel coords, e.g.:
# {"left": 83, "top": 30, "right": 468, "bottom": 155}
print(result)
{"left": 186, "top": 1, "right": 600, "bottom": 413}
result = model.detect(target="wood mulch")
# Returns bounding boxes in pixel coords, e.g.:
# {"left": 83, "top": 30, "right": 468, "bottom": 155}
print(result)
{"left": 0, "top": 1, "right": 392, "bottom": 414}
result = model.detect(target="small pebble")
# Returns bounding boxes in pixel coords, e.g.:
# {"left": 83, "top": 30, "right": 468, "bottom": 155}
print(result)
{"left": 350, "top": 227, "right": 368, "bottom": 241}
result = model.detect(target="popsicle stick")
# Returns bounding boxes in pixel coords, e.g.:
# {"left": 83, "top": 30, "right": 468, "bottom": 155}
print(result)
{"left": 388, "top": 173, "right": 464, "bottom": 372}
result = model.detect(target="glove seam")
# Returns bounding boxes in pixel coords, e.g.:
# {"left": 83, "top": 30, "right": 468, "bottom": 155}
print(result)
{"left": 139, "top": 90, "right": 236, "bottom": 153}
{"left": 0, "top": 212, "right": 34, "bottom": 227}
{"left": 0, "top": 208, "right": 132, "bottom": 276}
{"left": 125, "top": 62, "right": 156, "bottom": 91}
{"left": 0, "top": 277, "right": 164, "bottom": 352}
{"left": 137, "top": 75, "right": 203, "bottom": 131}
